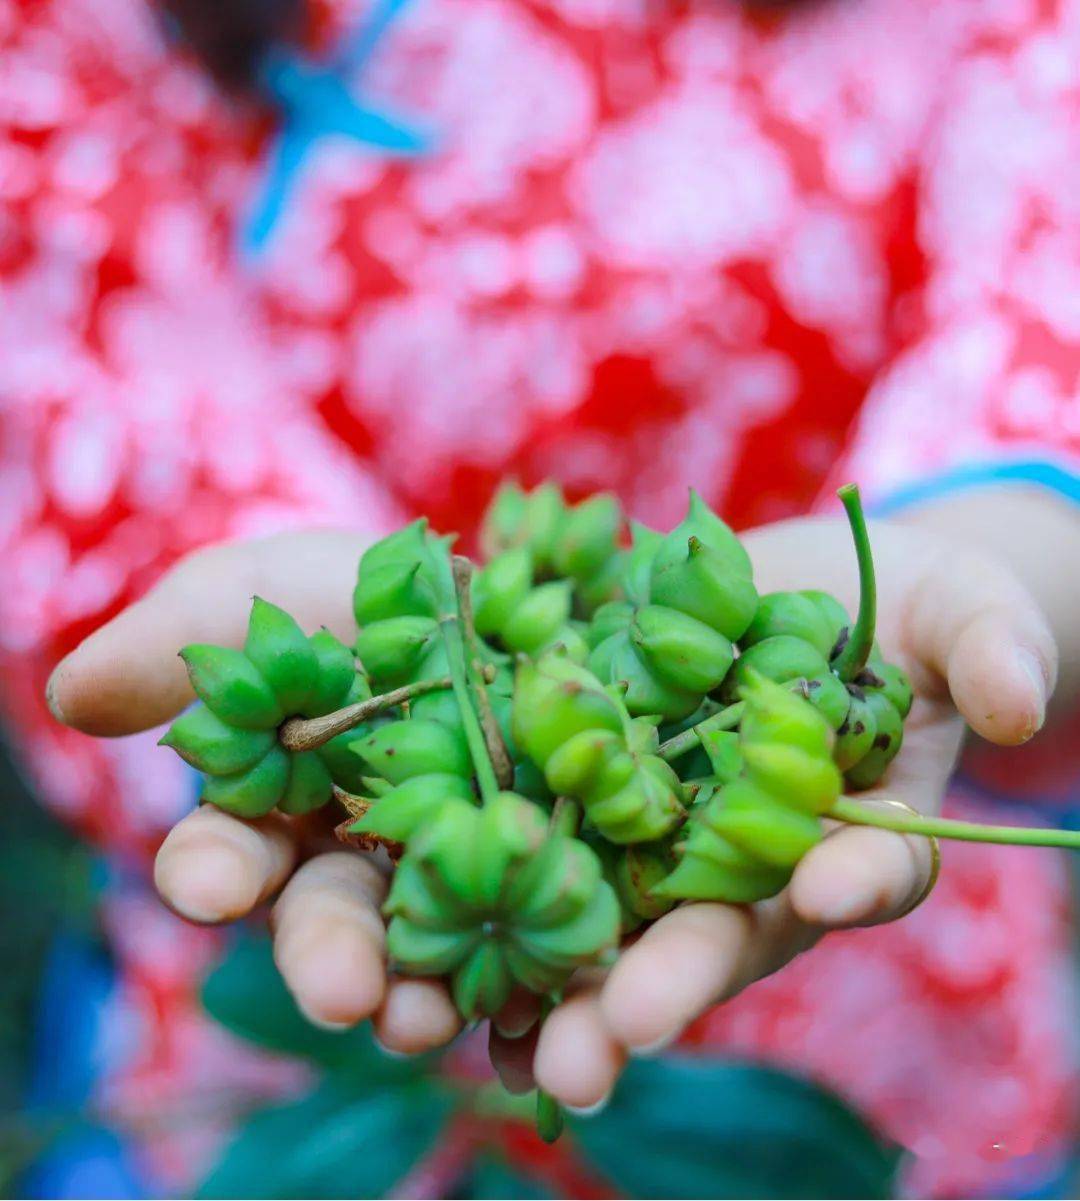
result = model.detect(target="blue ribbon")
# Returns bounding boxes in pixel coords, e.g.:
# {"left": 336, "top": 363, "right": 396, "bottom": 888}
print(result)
{"left": 870, "top": 459, "right": 1080, "bottom": 517}
{"left": 242, "top": 0, "right": 430, "bottom": 257}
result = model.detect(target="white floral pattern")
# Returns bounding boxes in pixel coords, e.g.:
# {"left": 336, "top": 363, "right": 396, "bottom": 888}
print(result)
{"left": 1, "top": 0, "right": 1078, "bottom": 1193}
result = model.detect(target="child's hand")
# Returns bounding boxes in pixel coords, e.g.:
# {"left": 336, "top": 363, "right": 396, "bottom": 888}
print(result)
{"left": 46, "top": 501, "right": 1060, "bottom": 1108}
{"left": 494, "top": 497, "right": 1061, "bottom": 1104}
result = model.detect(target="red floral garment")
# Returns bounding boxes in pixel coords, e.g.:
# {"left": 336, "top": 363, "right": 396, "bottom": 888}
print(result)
{"left": 1, "top": 0, "right": 1078, "bottom": 1193}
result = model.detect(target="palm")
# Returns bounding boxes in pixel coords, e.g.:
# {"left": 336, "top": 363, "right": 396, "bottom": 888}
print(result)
{"left": 743, "top": 512, "right": 972, "bottom": 819}
{"left": 47, "top": 514, "right": 1053, "bottom": 1108}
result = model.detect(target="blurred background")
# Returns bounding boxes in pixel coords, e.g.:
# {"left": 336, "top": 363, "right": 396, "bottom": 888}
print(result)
{"left": 2, "top": 0, "right": 1080, "bottom": 1196}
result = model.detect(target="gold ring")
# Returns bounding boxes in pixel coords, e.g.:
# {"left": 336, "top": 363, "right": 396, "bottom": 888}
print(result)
{"left": 868, "top": 799, "right": 941, "bottom": 918}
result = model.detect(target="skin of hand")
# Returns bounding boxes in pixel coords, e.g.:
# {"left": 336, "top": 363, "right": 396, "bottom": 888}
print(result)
{"left": 44, "top": 484, "right": 1075, "bottom": 1109}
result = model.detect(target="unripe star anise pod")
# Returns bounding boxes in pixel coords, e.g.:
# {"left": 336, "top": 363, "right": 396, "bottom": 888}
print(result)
{"left": 385, "top": 792, "right": 620, "bottom": 1019}
{"left": 657, "top": 672, "right": 842, "bottom": 904}
{"left": 722, "top": 486, "right": 913, "bottom": 789}
{"left": 480, "top": 481, "right": 625, "bottom": 613}
{"left": 161, "top": 598, "right": 369, "bottom": 816}
{"left": 587, "top": 491, "right": 758, "bottom": 721}
{"left": 513, "top": 651, "right": 686, "bottom": 844}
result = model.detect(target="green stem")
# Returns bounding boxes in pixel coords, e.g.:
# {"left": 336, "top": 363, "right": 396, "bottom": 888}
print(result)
{"left": 658, "top": 703, "right": 744, "bottom": 762}
{"left": 831, "top": 483, "right": 877, "bottom": 682}
{"left": 440, "top": 614, "right": 500, "bottom": 804}
{"left": 549, "top": 797, "right": 582, "bottom": 839}
{"left": 536, "top": 994, "right": 565, "bottom": 1144}
{"left": 830, "top": 799, "right": 1080, "bottom": 849}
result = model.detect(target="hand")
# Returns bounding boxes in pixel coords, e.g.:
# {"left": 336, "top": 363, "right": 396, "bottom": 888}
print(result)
{"left": 48, "top": 531, "right": 462, "bottom": 1055}
{"left": 491, "top": 503, "right": 1058, "bottom": 1105}
{"left": 46, "top": 510, "right": 1058, "bottom": 1108}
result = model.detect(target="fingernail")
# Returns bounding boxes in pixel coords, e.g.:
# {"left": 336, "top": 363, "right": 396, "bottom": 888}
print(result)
{"left": 157, "top": 843, "right": 255, "bottom": 925}
{"left": 299, "top": 1009, "right": 352, "bottom": 1032}
{"left": 1016, "top": 650, "right": 1048, "bottom": 735}
{"left": 493, "top": 1066, "right": 534, "bottom": 1096}
{"left": 493, "top": 1012, "right": 538, "bottom": 1039}
{"left": 371, "top": 1032, "right": 411, "bottom": 1059}
{"left": 565, "top": 1092, "right": 612, "bottom": 1117}
{"left": 629, "top": 1030, "right": 677, "bottom": 1058}
{"left": 168, "top": 897, "right": 221, "bottom": 925}
{"left": 45, "top": 668, "right": 65, "bottom": 723}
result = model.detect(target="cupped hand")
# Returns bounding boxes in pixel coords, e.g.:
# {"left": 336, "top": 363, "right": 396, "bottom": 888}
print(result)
{"left": 46, "top": 514, "right": 1057, "bottom": 1108}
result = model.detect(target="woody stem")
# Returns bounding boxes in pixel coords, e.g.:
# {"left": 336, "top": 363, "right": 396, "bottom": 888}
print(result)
{"left": 278, "top": 672, "right": 489, "bottom": 753}
{"left": 441, "top": 561, "right": 501, "bottom": 805}
{"left": 452, "top": 556, "right": 515, "bottom": 790}
{"left": 549, "top": 797, "right": 582, "bottom": 839}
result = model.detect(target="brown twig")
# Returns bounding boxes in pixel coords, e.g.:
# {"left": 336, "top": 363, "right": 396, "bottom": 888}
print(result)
{"left": 332, "top": 785, "right": 369, "bottom": 819}
{"left": 279, "top": 667, "right": 494, "bottom": 753}
{"left": 331, "top": 787, "right": 403, "bottom": 858}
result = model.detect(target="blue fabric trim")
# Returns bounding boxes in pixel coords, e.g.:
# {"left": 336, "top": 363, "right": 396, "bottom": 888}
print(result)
{"left": 243, "top": 124, "right": 313, "bottom": 256}
{"left": 870, "top": 460, "right": 1080, "bottom": 517}
{"left": 242, "top": 0, "right": 431, "bottom": 257}
{"left": 331, "top": 0, "right": 415, "bottom": 73}
{"left": 988, "top": 1150, "right": 1080, "bottom": 1201}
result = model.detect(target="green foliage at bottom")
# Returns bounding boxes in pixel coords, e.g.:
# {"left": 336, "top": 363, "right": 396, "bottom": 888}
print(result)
{"left": 200, "top": 935, "right": 452, "bottom": 1199}
{"left": 0, "top": 739, "right": 99, "bottom": 1194}
{"left": 459, "top": 1156, "right": 554, "bottom": 1199}
{"left": 198, "top": 1081, "right": 452, "bottom": 1200}
{"left": 201, "top": 933, "right": 439, "bottom": 1085}
{"left": 571, "top": 1056, "right": 901, "bottom": 1199}
{"left": 198, "top": 935, "right": 902, "bottom": 1200}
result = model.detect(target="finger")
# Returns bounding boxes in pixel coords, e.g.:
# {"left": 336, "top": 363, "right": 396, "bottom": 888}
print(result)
{"left": 489, "top": 1023, "right": 540, "bottom": 1095}
{"left": 46, "top": 530, "right": 369, "bottom": 737}
{"left": 153, "top": 805, "right": 297, "bottom": 924}
{"left": 598, "top": 904, "right": 754, "bottom": 1053}
{"left": 272, "top": 851, "right": 389, "bottom": 1028}
{"left": 534, "top": 987, "right": 625, "bottom": 1110}
{"left": 789, "top": 811, "right": 934, "bottom": 928}
{"left": 372, "top": 978, "right": 462, "bottom": 1055}
{"left": 906, "top": 546, "right": 1057, "bottom": 745}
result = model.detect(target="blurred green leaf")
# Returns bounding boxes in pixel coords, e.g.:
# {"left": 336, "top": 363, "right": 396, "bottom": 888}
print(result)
{"left": 461, "top": 1156, "right": 553, "bottom": 1199}
{"left": 571, "top": 1056, "right": 901, "bottom": 1199}
{"left": 197, "top": 1080, "right": 453, "bottom": 1200}
{"left": 202, "top": 934, "right": 440, "bottom": 1082}
{"left": 0, "top": 1112, "right": 67, "bottom": 1190}
{"left": 0, "top": 737, "right": 99, "bottom": 1118}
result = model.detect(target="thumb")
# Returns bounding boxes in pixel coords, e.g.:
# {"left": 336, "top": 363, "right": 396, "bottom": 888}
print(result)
{"left": 905, "top": 544, "right": 1057, "bottom": 746}
{"left": 46, "top": 530, "right": 368, "bottom": 738}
